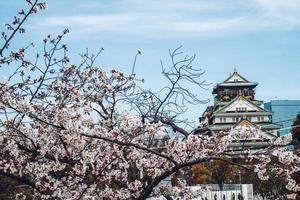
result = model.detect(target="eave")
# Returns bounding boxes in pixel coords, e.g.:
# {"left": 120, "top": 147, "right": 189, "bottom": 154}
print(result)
{"left": 212, "top": 111, "right": 273, "bottom": 117}
{"left": 216, "top": 82, "right": 258, "bottom": 87}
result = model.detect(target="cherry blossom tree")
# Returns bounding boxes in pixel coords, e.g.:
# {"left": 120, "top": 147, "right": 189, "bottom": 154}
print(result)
{"left": 292, "top": 112, "right": 300, "bottom": 199}
{"left": 0, "top": 1, "right": 299, "bottom": 199}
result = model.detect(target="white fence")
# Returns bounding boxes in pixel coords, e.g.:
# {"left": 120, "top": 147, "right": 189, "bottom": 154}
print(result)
{"left": 148, "top": 184, "right": 253, "bottom": 200}
{"left": 200, "top": 184, "right": 253, "bottom": 200}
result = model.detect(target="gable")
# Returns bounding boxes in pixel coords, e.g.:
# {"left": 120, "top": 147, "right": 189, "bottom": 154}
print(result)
{"left": 225, "top": 72, "right": 248, "bottom": 83}
{"left": 220, "top": 96, "right": 263, "bottom": 113}
{"left": 233, "top": 120, "right": 258, "bottom": 134}
{"left": 223, "top": 69, "right": 251, "bottom": 83}
{"left": 235, "top": 120, "right": 255, "bottom": 128}
{"left": 232, "top": 120, "right": 277, "bottom": 139}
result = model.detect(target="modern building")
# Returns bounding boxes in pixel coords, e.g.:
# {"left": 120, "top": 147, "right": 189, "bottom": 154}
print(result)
{"left": 264, "top": 100, "right": 300, "bottom": 135}
{"left": 200, "top": 68, "right": 282, "bottom": 153}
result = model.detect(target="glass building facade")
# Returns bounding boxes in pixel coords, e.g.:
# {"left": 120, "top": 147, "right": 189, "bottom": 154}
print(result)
{"left": 264, "top": 100, "right": 300, "bottom": 135}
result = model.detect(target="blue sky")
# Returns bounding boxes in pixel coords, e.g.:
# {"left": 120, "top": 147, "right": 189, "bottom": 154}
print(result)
{"left": 1, "top": 0, "right": 300, "bottom": 123}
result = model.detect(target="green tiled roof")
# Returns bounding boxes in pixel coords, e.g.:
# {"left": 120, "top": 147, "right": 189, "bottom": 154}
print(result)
{"left": 214, "top": 100, "right": 263, "bottom": 107}
{"left": 208, "top": 122, "right": 281, "bottom": 131}
{"left": 208, "top": 124, "right": 233, "bottom": 130}
{"left": 213, "top": 111, "right": 272, "bottom": 117}
{"left": 214, "top": 95, "right": 269, "bottom": 114}
{"left": 217, "top": 82, "right": 257, "bottom": 87}
{"left": 260, "top": 123, "right": 282, "bottom": 129}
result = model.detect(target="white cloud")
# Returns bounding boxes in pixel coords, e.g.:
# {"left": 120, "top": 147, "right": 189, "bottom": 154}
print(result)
{"left": 75, "top": 0, "right": 225, "bottom": 13}
{"left": 256, "top": 0, "right": 300, "bottom": 12}
{"left": 34, "top": 15, "right": 247, "bottom": 38}
{"left": 31, "top": 0, "right": 300, "bottom": 39}
{"left": 42, "top": 14, "right": 133, "bottom": 30}
{"left": 168, "top": 17, "right": 246, "bottom": 33}
{"left": 255, "top": 0, "right": 300, "bottom": 26}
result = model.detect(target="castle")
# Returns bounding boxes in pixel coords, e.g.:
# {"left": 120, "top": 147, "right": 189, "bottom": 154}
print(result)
{"left": 200, "top": 68, "right": 282, "bottom": 153}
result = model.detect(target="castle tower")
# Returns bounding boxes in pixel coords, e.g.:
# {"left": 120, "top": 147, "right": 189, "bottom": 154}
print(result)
{"left": 201, "top": 69, "right": 282, "bottom": 153}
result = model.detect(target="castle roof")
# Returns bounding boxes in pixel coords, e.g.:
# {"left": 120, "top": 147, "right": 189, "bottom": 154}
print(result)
{"left": 208, "top": 119, "right": 282, "bottom": 132}
{"left": 215, "top": 68, "right": 257, "bottom": 88}
{"left": 214, "top": 95, "right": 270, "bottom": 114}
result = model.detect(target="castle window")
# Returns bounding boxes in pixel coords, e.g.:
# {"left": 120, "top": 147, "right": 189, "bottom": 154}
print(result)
{"left": 258, "top": 116, "right": 264, "bottom": 122}
{"left": 220, "top": 118, "right": 227, "bottom": 123}
{"left": 257, "top": 116, "right": 265, "bottom": 122}
{"left": 233, "top": 117, "right": 240, "bottom": 122}
{"left": 236, "top": 107, "right": 247, "bottom": 112}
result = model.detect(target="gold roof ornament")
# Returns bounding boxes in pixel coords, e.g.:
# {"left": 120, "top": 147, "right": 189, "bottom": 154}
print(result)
{"left": 233, "top": 66, "right": 237, "bottom": 73}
